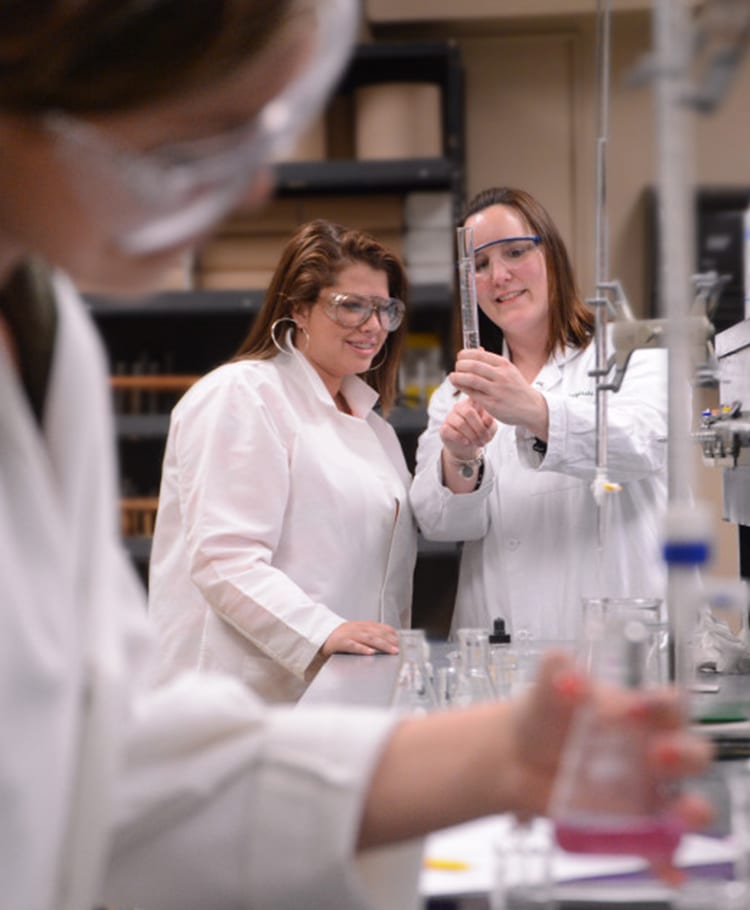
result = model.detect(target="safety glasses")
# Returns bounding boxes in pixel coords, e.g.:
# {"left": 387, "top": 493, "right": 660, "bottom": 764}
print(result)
{"left": 42, "top": 0, "right": 358, "bottom": 255}
{"left": 323, "top": 292, "right": 406, "bottom": 332}
{"left": 474, "top": 235, "right": 541, "bottom": 274}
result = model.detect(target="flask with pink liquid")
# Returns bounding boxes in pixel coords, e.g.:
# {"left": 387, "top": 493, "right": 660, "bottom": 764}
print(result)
{"left": 551, "top": 619, "right": 684, "bottom": 862}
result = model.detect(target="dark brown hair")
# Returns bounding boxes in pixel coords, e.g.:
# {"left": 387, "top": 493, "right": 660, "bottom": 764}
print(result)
{"left": 460, "top": 187, "right": 594, "bottom": 358}
{"left": 234, "top": 219, "right": 408, "bottom": 415}
{"left": 0, "top": 0, "right": 293, "bottom": 114}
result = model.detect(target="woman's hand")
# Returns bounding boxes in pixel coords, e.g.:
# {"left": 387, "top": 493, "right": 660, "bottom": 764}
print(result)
{"left": 449, "top": 348, "right": 549, "bottom": 440}
{"left": 504, "top": 653, "right": 714, "bottom": 881}
{"left": 322, "top": 621, "right": 400, "bottom": 657}
{"left": 440, "top": 396, "right": 497, "bottom": 464}
{"left": 358, "top": 651, "right": 712, "bottom": 878}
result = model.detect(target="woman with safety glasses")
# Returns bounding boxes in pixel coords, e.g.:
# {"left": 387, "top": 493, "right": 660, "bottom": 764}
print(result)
{"left": 149, "top": 219, "right": 417, "bottom": 703}
{"left": 411, "top": 187, "right": 668, "bottom": 642}
{"left": 0, "top": 3, "right": 710, "bottom": 908}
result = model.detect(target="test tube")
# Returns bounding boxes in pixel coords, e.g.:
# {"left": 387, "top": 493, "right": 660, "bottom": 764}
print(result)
{"left": 457, "top": 226, "right": 480, "bottom": 349}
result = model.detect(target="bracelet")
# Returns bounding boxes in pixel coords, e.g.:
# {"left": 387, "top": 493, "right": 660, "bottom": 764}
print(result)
{"left": 445, "top": 448, "right": 484, "bottom": 479}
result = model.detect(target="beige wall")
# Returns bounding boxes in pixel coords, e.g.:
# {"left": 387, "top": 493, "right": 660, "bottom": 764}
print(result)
{"left": 371, "top": 7, "right": 747, "bottom": 577}
{"left": 366, "top": 0, "right": 665, "bottom": 22}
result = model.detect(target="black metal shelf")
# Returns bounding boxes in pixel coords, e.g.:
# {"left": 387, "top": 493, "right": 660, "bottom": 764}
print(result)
{"left": 86, "top": 289, "right": 264, "bottom": 317}
{"left": 115, "top": 408, "right": 428, "bottom": 441}
{"left": 117, "top": 414, "right": 171, "bottom": 438}
{"left": 89, "top": 283, "right": 453, "bottom": 318}
{"left": 275, "top": 158, "right": 457, "bottom": 194}
{"left": 338, "top": 41, "right": 462, "bottom": 91}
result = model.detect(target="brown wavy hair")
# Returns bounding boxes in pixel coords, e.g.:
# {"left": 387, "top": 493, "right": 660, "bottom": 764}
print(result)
{"left": 234, "top": 219, "right": 408, "bottom": 414}
{"left": 0, "top": 0, "right": 293, "bottom": 114}
{"left": 460, "top": 187, "right": 594, "bottom": 358}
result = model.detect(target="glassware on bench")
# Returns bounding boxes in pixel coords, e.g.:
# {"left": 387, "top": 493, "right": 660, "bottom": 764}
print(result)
{"left": 452, "top": 627, "right": 496, "bottom": 706}
{"left": 390, "top": 629, "right": 437, "bottom": 715}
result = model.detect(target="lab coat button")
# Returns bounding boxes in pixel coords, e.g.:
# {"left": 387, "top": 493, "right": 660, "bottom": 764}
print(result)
{"left": 507, "top": 538, "right": 520, "bottom": 550}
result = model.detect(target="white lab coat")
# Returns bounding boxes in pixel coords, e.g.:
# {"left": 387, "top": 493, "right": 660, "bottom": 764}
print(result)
{"left": 410, "top": 339, "right": 668, "bottom": 641}
{"left": 149, "top": 342, "right": 417, "bottom": 703}
{"left": 0, "top": 272, "right": 420, "bottom": 910}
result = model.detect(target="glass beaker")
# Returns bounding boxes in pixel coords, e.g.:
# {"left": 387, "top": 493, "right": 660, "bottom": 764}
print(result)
{"left": 489, "top": 643, "right": 518, "bottom": 699}
{"left": 390, "top": 629, "right": 437, "bottom": 714}
{"left": 453, "top": 627, "right": 496, "bottom": 706}
{"left": 435, "top": 664, "right": 458, "bottom": 708}
{"left": 491, "top": 818, "right": 556, "bottom": 910}
{"left": 671, "top": 761, "right": 750, "bottom": 908}
{"left": 582, "top": 597, "right": 668, "bottom": 687}
{"left": 551, "top": 619, "right": 683, "bottom": 861}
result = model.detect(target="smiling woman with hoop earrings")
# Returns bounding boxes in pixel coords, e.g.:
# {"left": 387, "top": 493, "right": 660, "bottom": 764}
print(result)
{"left": 149, "top": 218, "right": 417, "bottom": 703}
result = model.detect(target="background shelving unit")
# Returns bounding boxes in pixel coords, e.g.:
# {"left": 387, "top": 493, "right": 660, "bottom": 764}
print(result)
{"left": 88, "top": 40, "right": 466, "bottom": 637}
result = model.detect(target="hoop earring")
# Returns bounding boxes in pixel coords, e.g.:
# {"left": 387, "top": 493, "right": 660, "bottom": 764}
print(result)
{"left": 368, "top": 342, "right": 387, "bottom": 372}
{"left": 270, "top": 317, "right": 310, "bottom": 354}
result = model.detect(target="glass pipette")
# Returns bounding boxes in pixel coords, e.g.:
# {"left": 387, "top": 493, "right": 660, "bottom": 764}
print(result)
{"left": 457, "top": 226, "right": 480, "bottom": 349}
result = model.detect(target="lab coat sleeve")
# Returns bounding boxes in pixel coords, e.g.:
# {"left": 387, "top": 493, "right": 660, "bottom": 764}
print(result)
{"left": 409, "top": 378, "right": 494, "bottom": 541}
{"left": 519, "top": 348, "right": 668, "bottom": 483}
{"left": 170, "top": 371, "right": 344, "bottom": 681}
{"left": 101, "top": 672, "right": 422, "bottom": 910}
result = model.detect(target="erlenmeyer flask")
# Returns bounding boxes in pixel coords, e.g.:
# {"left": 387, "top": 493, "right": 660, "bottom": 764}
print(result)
{"left": 453, "top": 628, "right": 496, "bottom": 706}
{"left": 390, "top": 629, "right": 438, "bottom": 714}
{"left": 551, "top": 619, "right": 683, "bottom": 860}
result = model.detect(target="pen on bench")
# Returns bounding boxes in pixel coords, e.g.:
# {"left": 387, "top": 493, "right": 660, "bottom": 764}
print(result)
{"left": 423, "top": 858, "right": 472, "bottom": 871}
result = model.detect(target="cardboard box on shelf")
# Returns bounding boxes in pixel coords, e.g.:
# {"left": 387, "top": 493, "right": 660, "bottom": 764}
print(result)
{"left": 404, "top": 226, "right": 454, "bottom": 266}
{"left": 368, "top": 229, "right": 404, "bottom": 257}
{"left": 216, "top": 198, "right": 303, "bottom": 234}
{"left": 196, "top": 269, "right": 276, "bottom": 291}
{"left": 150, "top": 252, "right": 195, "bottom": 291}
{"left": 197, "top": 233, "right": 289, "bottom": 271}
{"left": 354, "top": 83, "right": 442, "bottom": 160}
{"left": 404, "top": 191, "right": 454, "bottom": 230}
{"left": 273, "top": 115, "right": 327, "bottom": 163}
{"left": 299, "top": 194, "right": 404, "bottom": 231}
{"left": 407, "top": 263, "right": 455, "bottom": 286}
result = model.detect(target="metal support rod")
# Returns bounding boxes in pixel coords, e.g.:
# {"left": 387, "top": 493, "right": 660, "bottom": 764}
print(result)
{"left": 653, "top": 0, "right": 703, "bottom": 687}
{"left": 593, "top": 0, "right": 612, "bottom": 550}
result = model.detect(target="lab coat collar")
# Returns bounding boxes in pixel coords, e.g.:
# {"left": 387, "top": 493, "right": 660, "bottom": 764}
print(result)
{"left": 502, "top": 338, "right": 585, "bottom": 393}
{"left": 279, "top": 337, "right": 380, "bottom": 418}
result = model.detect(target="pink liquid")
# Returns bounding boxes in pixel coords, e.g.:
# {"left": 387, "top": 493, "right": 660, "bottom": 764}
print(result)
{"left": 554, "top": 815, "right": 683, "bottom": 859}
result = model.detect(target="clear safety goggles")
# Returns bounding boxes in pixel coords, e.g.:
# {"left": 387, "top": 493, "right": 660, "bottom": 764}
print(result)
{"left": 323, "top": 292, "right": 406, "bottom": 332}
{"left": 42, "top": 0, "right": 359, "bottom": 255}
{"left": 474, "top": 235, "right": 541, "bottom": 274}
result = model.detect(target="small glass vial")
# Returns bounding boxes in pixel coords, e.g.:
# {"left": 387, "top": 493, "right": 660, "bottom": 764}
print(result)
{"left": 390, "top": 629, "right": 438, "bottom": 714}
{"left": 453, "top": 628, "right": 496, "bottom": 706}
{"left": 488, "top": 617, "right": 516, "bottom": 698}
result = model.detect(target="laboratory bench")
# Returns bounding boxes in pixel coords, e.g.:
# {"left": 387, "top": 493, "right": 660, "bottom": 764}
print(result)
{"left": 298, "top": 641, "right": 750, "bottom": 910}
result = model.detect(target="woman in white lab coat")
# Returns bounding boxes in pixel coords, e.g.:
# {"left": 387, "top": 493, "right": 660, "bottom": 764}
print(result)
{"left": 149, "top": 219, "right": 417, "bottom": 702}
{"left": 0, "top": 7, "right": 709, "bottom": 909}
{"left": 411, "top": 187, "right": 668, "bottom": 641}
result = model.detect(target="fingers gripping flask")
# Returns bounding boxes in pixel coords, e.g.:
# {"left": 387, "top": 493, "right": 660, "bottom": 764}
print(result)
{"left": 551, "top": 619, "right": 683, "bottom": 861}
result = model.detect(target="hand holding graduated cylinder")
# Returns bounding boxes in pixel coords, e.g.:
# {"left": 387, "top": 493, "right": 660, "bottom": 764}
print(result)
{"left": 457, "top": 225, "right": 480, "bottom": 349}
